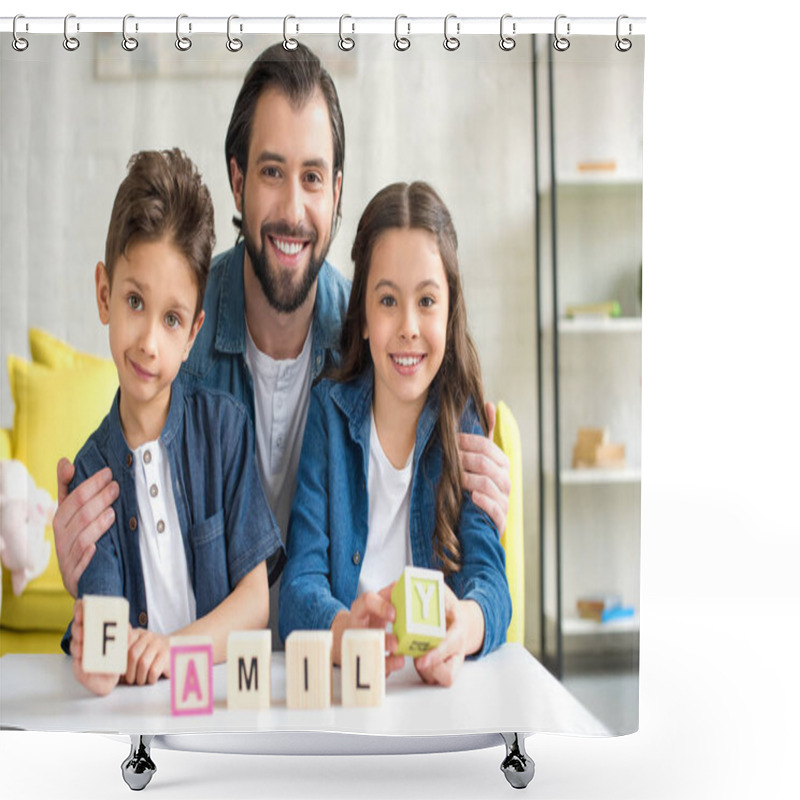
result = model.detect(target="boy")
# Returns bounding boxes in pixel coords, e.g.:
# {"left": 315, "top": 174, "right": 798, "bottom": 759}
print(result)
{"left": 62, "top": 149, "right": 284, "bottom": 696}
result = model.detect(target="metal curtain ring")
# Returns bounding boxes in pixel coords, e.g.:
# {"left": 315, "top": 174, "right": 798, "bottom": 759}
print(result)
{"left": 443, "top": 14, "right": 460, "bottom": 51}
{"left": 12, "top": 14, "right": 29, "bottom": 52}
{"left": 175, "top": 14, "right": 192, "bottom": 51}
{"left": 63, "top": 13, "right": 80, "bottom": 51}
{"left": 283, "top": 15, "right": 298, "bottom": 51}
{"left": 615, "top": 14, "right": 632, "bottom": 52}
{"left": 338, "top": 14, "right": 355, "bottom": 51}
{"left": 226, "top": 15, "right": 243, "bottom": 52}
{"left": 394, "top": 15, "right": 410, "bottom": 51}
{"left": 122, "top": 14, "right": 139, "bottom": 51}
{"left": 553, "top": 14, "right": 570, "bottom": 51}
{"left": 499, "top": 14, "right": 515, "bottom": 51}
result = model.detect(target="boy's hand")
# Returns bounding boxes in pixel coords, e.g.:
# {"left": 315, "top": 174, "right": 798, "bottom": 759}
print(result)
{"left": 458, "top": 402, "right": 511, "bottom": 536}
{"left": 70, "top": 598, "right": 122, "bottom": 696}
{"left": 331, "top": 584, "right": 404, "bottom": 677}
{"left": 54, "top": 459, "right": 119, "bottom": 598}
{"left": 125, "top": 629, "right": 171, "bottom": 686}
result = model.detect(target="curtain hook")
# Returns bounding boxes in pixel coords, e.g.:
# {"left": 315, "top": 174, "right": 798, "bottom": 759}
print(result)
{"left": 499, "top": 14, "right": 516, "bottom": 51}
{"left": 63, "top": 13, "right": 80, "bottom": 51}
{"left": 615, "top": 15, "right": 632, "bottom": 52}
{"left": 122, "top": 14, "right": 139, "bottom": 51}
{"left": 444, "top": 14, "right": 460, "bottom": 51}
{"left": 553, "top": 14, "right": 571, "bottom": 52}
{"left": 175, "top": 14, "right": 192, "bottom": 51}
{"left": 283, "top": 15, "right": 299, "bottom": 51}
{"left": 226, "top": 15, "right": 243, "bottom": 52}
{"left": 338, "top": 14, "right": 355, "bottom": 51}
{"left": 394, "top": 15, "right": 411, "bottom": 51}
{"left": 12, "top": 14, "right": 29, "bottom": 52}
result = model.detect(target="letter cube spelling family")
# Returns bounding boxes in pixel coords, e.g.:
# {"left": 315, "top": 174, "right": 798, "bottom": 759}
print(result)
{"left": 391, "top": 566, "right": 446, "bottom": 657}
{"left": 81, "top": 594, "right": 130, "bottom": 674}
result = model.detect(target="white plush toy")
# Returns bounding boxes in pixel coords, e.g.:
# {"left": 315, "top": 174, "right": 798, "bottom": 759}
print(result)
{"left": 0, "top": 459, "right": 56, "bottom": 615}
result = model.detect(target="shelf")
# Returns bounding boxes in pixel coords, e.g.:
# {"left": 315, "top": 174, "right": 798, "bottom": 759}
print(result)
{"left": 561, "top": 468, "right": 641, "bottom": 485}
{"left": 559, "top": 317, "right": 642, "bottom": 334}
{"left": 562, "top": 615, "right": 640, "bottom": 636}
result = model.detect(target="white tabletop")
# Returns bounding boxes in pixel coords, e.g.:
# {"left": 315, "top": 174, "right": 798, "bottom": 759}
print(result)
{"left": 0, "top": 644, "right": 608, "bottom": 745}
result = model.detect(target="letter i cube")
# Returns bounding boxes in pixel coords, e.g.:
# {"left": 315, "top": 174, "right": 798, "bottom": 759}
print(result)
{"left": 285, "top": 630, "right": 333, "bottom": 710}
{"left": 170, "top": 635, "right": 214, "bottom": 716}
{"left": 341, "top": 629, "right": 385, "bottom": 707}
{"left": 391, "top": 566, "right": 446, "bottom": 657}
{"left": 227, "top": 630, "right": 272, "bottom": 710}
{"left": 81, "top": 594, "right": 130, "bottom": 675}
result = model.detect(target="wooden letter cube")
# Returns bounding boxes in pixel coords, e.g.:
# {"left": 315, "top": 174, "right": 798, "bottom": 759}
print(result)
{"left": 285, "top": 630, "right": 332, "bottom": 710}
{"left": 170, "top": 635, "right": 214, "bottom": 716}
{"left": 81, "top": 594, "right": 130, "bottom": 675}
{"left": 391, "top": 566, "right": 446, "bottom": 657}
{"left": 227, "top": 630, "right": 272, "bottom": 710}
{"left": 341, "top": 629, "right": 385, "bottom": 708}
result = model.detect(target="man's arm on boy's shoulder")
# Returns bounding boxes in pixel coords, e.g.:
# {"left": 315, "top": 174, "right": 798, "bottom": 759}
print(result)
{"left": 458, "top": 402, "right": 511, "bottom": 536}
{"left": 54, "top": 457, "right": 119, "bottom": 598}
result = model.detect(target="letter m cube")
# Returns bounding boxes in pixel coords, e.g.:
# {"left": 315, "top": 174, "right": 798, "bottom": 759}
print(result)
{"left": 391, "top": 566, "right": 446, "bottom": 657}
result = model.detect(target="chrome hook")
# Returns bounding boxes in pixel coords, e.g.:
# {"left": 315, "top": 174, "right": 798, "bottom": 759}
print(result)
{"left": 444, "top": 14, "right": 460, "bottom": 51}
{"left": 394, "top": 15, "right": 410, "bottom": 51}
{"left": 338, "top": 14, "right": 355, "bottom": 51}
{"left": 227, "top": 15, "right": 243, "bottom": 52}
{"left": 499, "top": 14, "right": 516, "bottom": 51}
{"left": 12, "top": 14, "right": 29, "bottom": 52}
{"left": 615, "top": 15, "right": 632, "bottom": 52}
{"left": 553, "top": 14, "right": 570, "bottom": 52}
{"left": 175, "top": 14, "right": 192, "bottom": 51}
{"left": 283, "top": 15, "right": 298, "bottom": 51}
{"left": 63, "top": 13, "right": 80, "bottom": 51}
{"left": 122, "top": 14, "right": 138, "bottom": 51}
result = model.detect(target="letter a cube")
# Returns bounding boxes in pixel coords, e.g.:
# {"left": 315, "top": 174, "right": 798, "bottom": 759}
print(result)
{"left": 227, "top": 630, "right": 272, "bottom": 710}
{"left": 391, "top": 566, "right": 446, "bottom": 657}
{"left": 285, "top": 630, "right": 332, "bottom": 710}
{"left": 170, "top": 635, "right": 214, "bottom": 716}
{"left": 81, "top": 594, "right": 130, "bottom": 675}
{"left": 341, "top": 629, "right": 385, "bottom": 707}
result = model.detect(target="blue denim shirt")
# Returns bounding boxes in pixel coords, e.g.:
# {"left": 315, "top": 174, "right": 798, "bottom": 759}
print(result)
{"left": 60, "top": 380, "right": 285, "bottom": 653}
{"left": 179, "top": 241, "right": 352, "bottom": 422}
{"left": 278, "top": 368, "right": 511, "bottom": 658}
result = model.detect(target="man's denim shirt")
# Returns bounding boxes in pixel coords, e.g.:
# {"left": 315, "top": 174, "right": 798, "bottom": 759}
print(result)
{"left": 278, "top": 368, "right": 512, "bottom": 658}
{"left": 60, "top": 380, "right": 285, "bottom": 653}
{"left": 179, "top": 241, "right": 352, "bottom": 421}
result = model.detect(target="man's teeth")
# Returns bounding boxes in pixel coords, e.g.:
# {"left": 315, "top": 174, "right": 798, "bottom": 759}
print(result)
{"left": 393, "top": 355, "right": 422, "bottom": 367}
{"left": 272, "top": 238, "right": 304, "bottom": 256}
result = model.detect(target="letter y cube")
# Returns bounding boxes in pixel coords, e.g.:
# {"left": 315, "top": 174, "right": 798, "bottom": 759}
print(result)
{"left": 391, "top": 566, "right": 446, "bottom": 657}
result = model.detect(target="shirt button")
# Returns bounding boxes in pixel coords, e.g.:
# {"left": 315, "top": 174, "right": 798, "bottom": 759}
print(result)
{"left": 150, "top": 484, "right": 158, "bottom": 498}
{"left": 156, "top": 520, "right": 165, "bottom": 533}
{"left": 352, "top": 551, "right": 361, "bottom": 566}
{"left": 143, "top": 450, "right": 151, "bottom": 464}
{"left": 138, "top": 611, "right": 148, "bottom": 627}
{"left": 126, "top": 453, "right": 133, "bottom": 468}
{"left": 129, "top": 517, "right": 138, "bottom": 531}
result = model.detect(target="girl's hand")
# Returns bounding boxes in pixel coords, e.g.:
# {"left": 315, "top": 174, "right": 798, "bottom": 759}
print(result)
{"left": 125, "top": 628, "right": 171, "bottom": 685}
{"left": 413, "top": 586, "right": 483, "bottom": 687}
{"left": 70, "top": 598, "right": 123, "bottom": 696}
{"left": 331, "top": 584, "right": 405, "bottom": 676}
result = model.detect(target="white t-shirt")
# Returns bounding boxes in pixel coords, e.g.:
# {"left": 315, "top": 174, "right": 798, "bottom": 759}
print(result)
{"left": 134, "top": 439, "right": 196, "bottom": 635}
{"left": 357, "top": 410, "right": 413, "bottom": 596}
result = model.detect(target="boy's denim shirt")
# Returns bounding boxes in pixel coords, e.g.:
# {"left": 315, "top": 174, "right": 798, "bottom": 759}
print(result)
{"left": 179, "top": 241, "right": 352, "bottom": 421}
{"left": 60, "top": 380, "right": 285, "bottom": 654}
{"left": 279, "top": 367, "right": 512, "bottom": 657}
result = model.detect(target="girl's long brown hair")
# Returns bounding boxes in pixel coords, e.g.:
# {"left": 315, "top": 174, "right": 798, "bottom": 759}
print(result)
{"left": 336, "top": 182, "right": 487, "bottom": 574}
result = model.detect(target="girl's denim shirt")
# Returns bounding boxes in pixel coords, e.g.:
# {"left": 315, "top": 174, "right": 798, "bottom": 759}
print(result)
{"left": 279, "top": 367, "right": 512, "bottom": 657}
{"left": 61, "top": 380, "right": 284, "bottom": 653}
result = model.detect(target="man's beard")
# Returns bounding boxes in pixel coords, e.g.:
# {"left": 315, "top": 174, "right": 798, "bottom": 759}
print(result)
{"left": 242, "top": 216, "right": 329, "bottom": 315}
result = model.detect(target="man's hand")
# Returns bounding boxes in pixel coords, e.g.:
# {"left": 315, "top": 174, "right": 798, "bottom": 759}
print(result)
{"left": 458, "top": 402, "right": 511, "bottom": 535}
{"left": 54, "top": 458, "right": 119, "bottom": 598}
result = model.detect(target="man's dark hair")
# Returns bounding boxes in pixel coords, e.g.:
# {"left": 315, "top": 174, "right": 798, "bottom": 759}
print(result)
{"left": 225, "top": 42, "right": 345, "bottom": 235}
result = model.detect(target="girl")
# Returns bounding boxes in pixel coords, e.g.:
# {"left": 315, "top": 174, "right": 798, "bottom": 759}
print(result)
{"left": 279, "top": 182, "right": 510, "bottom": 687}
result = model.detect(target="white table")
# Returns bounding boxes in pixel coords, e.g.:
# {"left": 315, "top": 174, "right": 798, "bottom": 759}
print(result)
{"left": 0, "top": 644, "right": 608, "bottom": 790}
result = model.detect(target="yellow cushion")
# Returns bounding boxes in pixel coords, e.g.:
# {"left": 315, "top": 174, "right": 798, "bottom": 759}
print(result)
{"left": 493, "top": 401, "right": 525, "bottom": 645}
{"left": 0, "top": 626, "right": 64, "bottom": 656}
{"left": 1, "top": 427, "right": 11, "bottom": 460}
{"left": 29, "top": 327, "right": 110, "bottom": 371}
